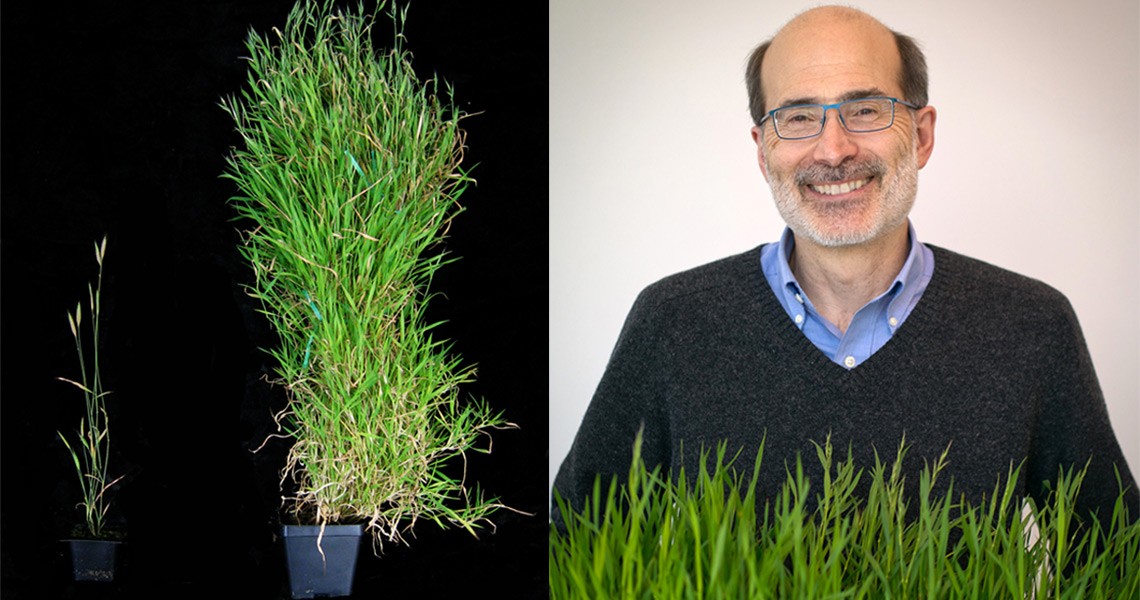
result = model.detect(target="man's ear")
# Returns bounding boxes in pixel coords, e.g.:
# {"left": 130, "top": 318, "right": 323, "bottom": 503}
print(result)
{"left": 914, "top": 106, "right": 936, "bottom": 169}
{"left": 751, "top": 125, "right": 770, "bottom": 182}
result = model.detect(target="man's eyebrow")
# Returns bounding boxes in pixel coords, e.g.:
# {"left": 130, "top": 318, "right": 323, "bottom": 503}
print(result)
{"left": 776, "top": 88, "right": 889, "bottom": 108}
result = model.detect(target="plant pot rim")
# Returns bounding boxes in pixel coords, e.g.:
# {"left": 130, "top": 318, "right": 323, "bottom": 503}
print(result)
{"left": 281, "top": 523, "right": 365, "bottom": 536}
{"left": 63, "top": 537, "right": 124, "bottom": 544}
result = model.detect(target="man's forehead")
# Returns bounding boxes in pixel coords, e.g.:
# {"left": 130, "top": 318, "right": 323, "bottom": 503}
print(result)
{"left": 779, "top": 87, "right": 891, "bottom": 109}
{"left": 767, "top": 62, "right": 901, "bottom": 108}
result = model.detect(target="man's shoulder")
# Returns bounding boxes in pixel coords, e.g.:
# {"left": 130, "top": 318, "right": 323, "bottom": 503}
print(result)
{"left": 632, "top": 246, "right": 766, "bottom": 312}
{"left": 928, "top": 245, "right": 1073, "bottom": 309}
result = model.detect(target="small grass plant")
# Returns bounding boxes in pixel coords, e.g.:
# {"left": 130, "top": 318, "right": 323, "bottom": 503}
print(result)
{"left": 550, "top": 433, "right": 1139, "bottom": 599}
{"left": 57, "top": 235, "right": 123, "bottom": 539}
{"left": 221, "top": 0, "right": 511, "bottom": 548}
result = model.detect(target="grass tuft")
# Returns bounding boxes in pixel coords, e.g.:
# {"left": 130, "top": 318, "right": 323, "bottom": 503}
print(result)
{"left": 221, "top": 0, "right": 512, "bottom": 549}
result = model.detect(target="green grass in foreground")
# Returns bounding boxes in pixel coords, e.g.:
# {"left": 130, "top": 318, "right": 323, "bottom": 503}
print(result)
{"left": 550, "top": 434, "right": 1139, "bottom": 599}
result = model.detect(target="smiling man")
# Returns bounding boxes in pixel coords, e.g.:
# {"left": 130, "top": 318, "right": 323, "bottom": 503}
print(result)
{"left": 552, "top": 5, "right": 1137, "bottom": 529}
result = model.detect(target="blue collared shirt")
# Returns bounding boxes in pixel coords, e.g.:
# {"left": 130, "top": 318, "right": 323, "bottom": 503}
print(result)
{"left": 760, "top": 224, "right": 935, "bottom": 369}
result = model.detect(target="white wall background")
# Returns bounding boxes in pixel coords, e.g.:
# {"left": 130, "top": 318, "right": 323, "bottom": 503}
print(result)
{"left": 549, "top": 0, "right": 1140, "bottom": 499}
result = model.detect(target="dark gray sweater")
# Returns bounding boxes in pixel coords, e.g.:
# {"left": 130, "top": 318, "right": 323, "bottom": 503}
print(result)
{"left": 552, "top": 245, "right": 1138, "bottom": 527}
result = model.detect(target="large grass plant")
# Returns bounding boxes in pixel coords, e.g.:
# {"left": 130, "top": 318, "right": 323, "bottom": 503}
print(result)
{"left": 221, "top": 0, "right": 510, "bottom": 547}
{"left": 551, "top": 433, "right": 1139, "bottom": 599}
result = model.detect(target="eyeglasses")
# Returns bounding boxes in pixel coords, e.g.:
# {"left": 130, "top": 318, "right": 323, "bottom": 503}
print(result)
{"left": 759, "top": 96, "right": 920, "bottom": 140}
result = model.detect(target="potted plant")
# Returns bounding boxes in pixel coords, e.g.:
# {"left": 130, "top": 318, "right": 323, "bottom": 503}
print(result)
{"left": 221, "top": 1, "right": 513, "bottom": 597}
{"left": 56, "top": 235, "right": 126, "bottom": 582}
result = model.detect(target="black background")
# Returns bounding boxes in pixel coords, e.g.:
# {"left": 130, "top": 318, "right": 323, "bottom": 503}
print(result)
{"left": 1, "top": 1, "right": 548, "bottom": 597}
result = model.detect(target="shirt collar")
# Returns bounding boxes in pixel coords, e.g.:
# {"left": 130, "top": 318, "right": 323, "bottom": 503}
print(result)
{"left": 774, "top": 222, "right": 928, "bottom": 310}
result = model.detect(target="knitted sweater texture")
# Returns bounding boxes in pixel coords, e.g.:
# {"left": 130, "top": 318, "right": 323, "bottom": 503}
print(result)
{"left": 553, "top": 245, "right": 1138, "bottom": 526}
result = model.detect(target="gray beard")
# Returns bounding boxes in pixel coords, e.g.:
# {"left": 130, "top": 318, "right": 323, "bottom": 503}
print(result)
{"left": 767, "top": 141, "right": 919, "bottom": 248}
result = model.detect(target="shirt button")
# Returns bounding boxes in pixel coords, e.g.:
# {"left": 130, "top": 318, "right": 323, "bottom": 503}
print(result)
{"left": 888, "top": 317, "right": 899, "bottom": 327}
{"left": 795, "top": 293, "right": 804, "bottom": 304}
{"left": 794, "top": 314, "right": 804, "bottom": 324}
{"left": 844, "top": 356, "right": 856, "bottom": 368}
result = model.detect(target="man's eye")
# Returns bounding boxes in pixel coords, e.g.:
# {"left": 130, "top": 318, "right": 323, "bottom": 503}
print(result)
{"left": 782, "top": 111, "right": 819, "bottom": 124}
{"left": 846, "top": 101, "right": 886, "bottom": 120}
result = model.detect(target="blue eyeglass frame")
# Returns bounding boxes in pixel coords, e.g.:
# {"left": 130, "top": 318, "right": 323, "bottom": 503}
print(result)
{"left": 759, "top": 96, "right": 921, "bottom": 140}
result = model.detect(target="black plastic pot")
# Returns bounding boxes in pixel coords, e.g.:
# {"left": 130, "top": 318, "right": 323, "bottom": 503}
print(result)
{"left": 281, "top": 524, "right": 364, "bottom": 599}
{"left": 65, "top": 538, "right": 122, "bottom": 582}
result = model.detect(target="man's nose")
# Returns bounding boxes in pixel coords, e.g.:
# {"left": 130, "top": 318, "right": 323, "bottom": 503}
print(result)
{"left": 811, "top": 108, "right": 858, "bottom": 166}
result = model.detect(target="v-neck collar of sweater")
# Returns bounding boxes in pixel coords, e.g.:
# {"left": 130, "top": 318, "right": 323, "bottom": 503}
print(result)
{"left": 749, "top": 243, "right": 959, "bottom": 380}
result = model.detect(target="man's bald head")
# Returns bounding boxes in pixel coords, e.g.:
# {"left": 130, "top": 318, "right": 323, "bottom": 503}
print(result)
{"left": 745, "top": 6, "right": 928, "bottom": 126}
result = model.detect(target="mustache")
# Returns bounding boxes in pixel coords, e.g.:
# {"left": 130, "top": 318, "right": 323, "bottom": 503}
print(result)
{"left": 794, "top": 158, "right": 886, "bottom": 185}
